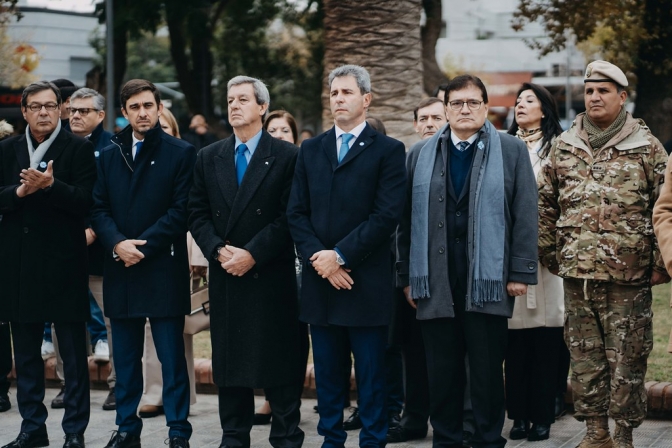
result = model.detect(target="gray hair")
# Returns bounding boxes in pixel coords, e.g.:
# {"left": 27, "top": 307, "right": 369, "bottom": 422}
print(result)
{"left": 70, "top": 87, "right": 106, "bottom": 111}
{"left": 328, "top": 65, "right": 371, "bottom": 94}
{"left": 227, "top": 76, "right": 270, "bottom": 107}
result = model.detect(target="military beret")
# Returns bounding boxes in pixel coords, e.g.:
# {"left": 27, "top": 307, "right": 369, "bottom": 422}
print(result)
{"left": 584, "top": 60, "right": 628, "bottom": 87}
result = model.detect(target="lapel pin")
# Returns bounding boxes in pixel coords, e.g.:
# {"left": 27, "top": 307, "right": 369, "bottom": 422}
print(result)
{"left": 94, "top": 151, "right": 100, "bottom": 158}
{"left": 359, "top": 142, "right": 364, "bottom": 146}
{"left": 151, "top": 161, "right": 155, "bottom": 165}
{"left": 265, "top": 161, "right": 268, "bottom": 165}
{"left": 477, "top": 142, "right": 484, "bottom": 150}
{"left": 39, "top": 161, "right": 47, "bottom": 169}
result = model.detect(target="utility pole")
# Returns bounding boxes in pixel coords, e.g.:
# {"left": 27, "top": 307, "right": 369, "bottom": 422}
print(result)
{"left": 105, "top": 0, "right": 115, "bottom": 131}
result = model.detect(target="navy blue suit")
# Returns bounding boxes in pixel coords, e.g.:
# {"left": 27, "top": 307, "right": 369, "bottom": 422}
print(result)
{"left": 91, "top": 123, "right": 196, "bottom": 439}
{"left": 287, "top": 123, "right": 406, "bottom": 448}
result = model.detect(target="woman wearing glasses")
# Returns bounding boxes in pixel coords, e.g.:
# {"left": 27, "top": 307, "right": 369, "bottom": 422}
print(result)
{"left": 504, "top": 83, "right": 567, "bottom": 442}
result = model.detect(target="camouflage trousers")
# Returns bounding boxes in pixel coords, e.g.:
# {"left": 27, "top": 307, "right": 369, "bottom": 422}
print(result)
{"left": 563, "top": 278, "right": 653, "bottom": 428}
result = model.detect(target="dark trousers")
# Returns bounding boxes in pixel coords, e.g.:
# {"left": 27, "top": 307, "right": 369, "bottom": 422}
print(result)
{"left": 110, "top": 316, "right": 191, "bottom": 438}
{"left": 312, "top": 324, "right": 388, "bottom": 448}
{"left": 421, "top": 312, "right": 508, "bottom": 448}
{"left": 399, "top": 315, "right": 430, "bottom": 432}
{"left": 11, "top": 321, "right": 89, "bottom": 435}
{"left": 385, "top": 345, "right": 404, "bottom": 415}
{"left": 505, "top": 327, "right": 565, "bottom": 425}
{"left": 0, "top": 323, "right": 12, "bottom": 395}
{"left": 219, "top": 384, "right": 304, "bottom": 448}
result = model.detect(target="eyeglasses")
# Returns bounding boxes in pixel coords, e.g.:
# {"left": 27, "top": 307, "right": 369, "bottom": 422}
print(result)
{"left": 448, "top": 100, "right": 484, "bottom": 111}
{"left": 25, "top": 103, "right": 59, "bottom": 112}
{"left": 68, "top": 108, "right": 100, "bottom": 116}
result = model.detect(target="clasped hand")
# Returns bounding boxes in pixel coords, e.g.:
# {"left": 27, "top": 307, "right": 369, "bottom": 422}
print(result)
{"left": 310, "top": 250, "right": 354, "bottom": 290}
{"left": 114, "top": 239, "right": 146, "bottom": 267}
{"left": 218, "top": 245, "right": 255, "bottom": 276}
{"left": 17, "top": 161, "right": 54, "bottom": 197}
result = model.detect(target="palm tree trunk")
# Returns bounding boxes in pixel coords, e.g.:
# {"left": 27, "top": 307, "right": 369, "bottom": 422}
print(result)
{"left": 322, "top": 0, "right": 424, "bottom": 147}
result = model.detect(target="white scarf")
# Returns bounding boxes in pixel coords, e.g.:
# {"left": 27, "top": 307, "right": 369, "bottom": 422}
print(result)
{"left": 26, "top": 119, "right": 61, "bottom": 169}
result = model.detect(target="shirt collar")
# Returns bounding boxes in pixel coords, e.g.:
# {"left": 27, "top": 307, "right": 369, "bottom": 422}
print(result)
{"left": 132, "top": 133, "right": 144, "bottom": 149}
{"left": 335, "top": 121, "right": 367, "bottom": 143}
{"left": 235, "top": 129, "right": 263, "bottom": 156}
{"left": 449, "top": 130, "right": 478, "bottom": 147}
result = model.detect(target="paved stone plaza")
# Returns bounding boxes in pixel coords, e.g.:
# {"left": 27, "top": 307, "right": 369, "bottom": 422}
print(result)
{"left": 1, "top": 388, "right": 671, "bottom": 447}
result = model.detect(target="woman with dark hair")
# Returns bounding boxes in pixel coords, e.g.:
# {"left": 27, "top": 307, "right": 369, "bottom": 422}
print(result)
{"left": 264, "top": 110, "right": 298, "bottom": 144}
{"left": 504, "top": 83, "right": 568, "bottom": 442}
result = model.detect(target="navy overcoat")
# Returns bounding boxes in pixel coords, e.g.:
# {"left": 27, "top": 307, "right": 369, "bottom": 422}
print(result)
{"left": 287, "top": 123, "right": 407, "bottom": 327}
{"left": 91, "top": 124, "right": 196, "bottom": 318}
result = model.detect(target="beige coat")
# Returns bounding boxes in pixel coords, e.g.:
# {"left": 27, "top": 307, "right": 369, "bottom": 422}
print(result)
{"left": 509, "top": 140, "right": 564, "bottom": 329}
{"left": 652, "top": 156, "right": 672, "bottom": 352}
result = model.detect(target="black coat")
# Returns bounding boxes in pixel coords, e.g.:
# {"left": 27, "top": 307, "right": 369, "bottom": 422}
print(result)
{"left": 0, "top": 129, "right": 96, "bottom": 322}
{"left": 91, "top": 124, "right": 196, "bottom": 318}
{"left": 287, "top": 124, "right": 407, "bottom": 327}
{"left": 188, "top": 130, "right": 300, "bottom": 388}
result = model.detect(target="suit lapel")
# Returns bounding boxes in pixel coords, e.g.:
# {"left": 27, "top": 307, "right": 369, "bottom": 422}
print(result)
{"left": 337, "top": 123, "right": 374, "bottom": 168}
{"left": 13, "top": 136, "right": 30, "bottom": 170}
{"left": 227, "top": 132, "right": 276, "bottom": 234}
{"left": 214, "top": 136, "right": 237, "bottom": 210}
{"left": 321, "top": 128, "right": 338, "bottom": 171}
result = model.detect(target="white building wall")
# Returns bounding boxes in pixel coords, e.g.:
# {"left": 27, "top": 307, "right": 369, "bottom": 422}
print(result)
{"left": 6, "top": 0, "right": 100, "bottom": 86}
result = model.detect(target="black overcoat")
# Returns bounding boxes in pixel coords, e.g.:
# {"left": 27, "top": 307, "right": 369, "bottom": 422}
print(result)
{"left": 91, "top": 125, "right": 196, "bottom": 318}
{"left": 286, "top": 124, "right": 407, "bottom": 327}
{"left": 188, "top": 130, "right": 300, "bottom": 388}
{"left": 0, "top": 129, "right": 96, "bottom": 322}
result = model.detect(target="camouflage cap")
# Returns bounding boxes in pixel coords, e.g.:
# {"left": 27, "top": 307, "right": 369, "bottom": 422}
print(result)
{"left": 584, "top": 60, "right": 628, "bottom": 87}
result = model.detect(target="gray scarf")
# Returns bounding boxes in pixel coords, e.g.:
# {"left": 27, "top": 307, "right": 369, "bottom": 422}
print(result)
{"left": 26, "top": 119, "right": 61, "bottom": 169}
{"left": 409, "top": 121, "right": 505, "bottom": 307}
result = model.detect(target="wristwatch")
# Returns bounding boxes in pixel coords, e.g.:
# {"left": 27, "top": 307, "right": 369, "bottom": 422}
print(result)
{"left": 336, "top": 253, "right": 345, "bottom": 266}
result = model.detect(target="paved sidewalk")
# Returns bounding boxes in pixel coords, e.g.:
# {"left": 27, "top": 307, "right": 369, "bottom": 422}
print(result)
{"left": 0, "top": 388, "right": 671, "bottom": 447}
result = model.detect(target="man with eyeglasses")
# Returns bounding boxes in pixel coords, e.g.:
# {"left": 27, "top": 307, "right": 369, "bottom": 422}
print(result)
{"left": 0, "top": 81, "right": 97, "bottom": 448}
{"left": 396, "top": 74, "right": 538, "bottom": 448}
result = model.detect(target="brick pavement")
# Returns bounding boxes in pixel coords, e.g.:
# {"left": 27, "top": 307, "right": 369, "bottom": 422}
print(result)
{"left": 1, "top": 388, "right": 672, "bottom": 448}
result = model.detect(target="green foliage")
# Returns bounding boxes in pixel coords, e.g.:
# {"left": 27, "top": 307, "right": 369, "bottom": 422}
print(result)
{"left": 213, "top": 0, "right": 323, "bottom": 127}
{"left": 124, "top": 32, "right": 176, "bottom": 83}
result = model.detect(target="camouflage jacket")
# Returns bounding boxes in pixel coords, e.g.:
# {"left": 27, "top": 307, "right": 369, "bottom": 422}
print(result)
{"left": 538, "top": 112, "right": 668, "bottom": 285}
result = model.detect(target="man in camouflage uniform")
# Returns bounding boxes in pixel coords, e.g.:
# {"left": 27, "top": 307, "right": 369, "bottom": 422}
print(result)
{"left": 538, "top": 60, "right": 669, "bottom": 448}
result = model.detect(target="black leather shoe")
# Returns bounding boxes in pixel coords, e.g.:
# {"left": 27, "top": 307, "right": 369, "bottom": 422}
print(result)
{"left": 343, "top": 407, "right": 362, "bottom": 431}
{"left": 102, "top": 388, "right": 116, "bottom": 411}
{"left": 509, "top": 420, "right": 529, "bottom": 440}
{"left": 462, "top": 430, "right": 474, "bottom": 448}
{"left": 554, "top": 392, "right": 566, "bottom": 418}
{"left": 0, "top": 393, "right": 10, "bottom": 412}
{"left": 1, "top": 431, "right": 49, "bottom": 448}
{"left": 51, "top": 387, "right": 65, "bottom": 409}
{"left": 253, "top": 412, "right": 271, "bottom": 425}
{"left": 386, "top": 426, "right": 427, "bottom": 444}
{"left": 388, "top": 412, "right": 401, "bottom": 430}
{"left": 527, "top": 423, "right": 550, "bottom": 441}
{"left": 103, "top": 432, "right": 140, "bottom": 448}
{"left": 168, "top": 437, "right": 189, "bottom": 448}
{"left": 63, "top": 434, "right": 84, "bottom": 448}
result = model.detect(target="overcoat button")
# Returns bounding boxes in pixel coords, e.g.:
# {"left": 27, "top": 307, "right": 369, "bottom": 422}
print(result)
{"left": 23, "top": 227, "right": 29, "bottom": 234}
{"left": 528, "top": 262, "right": 535, "bottom": 270}
{"left": 256, "top": 209, "right": 262, "bottom": 215}
{"left": 253, "top": 273, "right": 259, "bottom": 279}
{"left": 216, "top": 210, "right": 221, "bottom": 217}
{"left": 438, "top": 247, "right": 445, "bottom": 254}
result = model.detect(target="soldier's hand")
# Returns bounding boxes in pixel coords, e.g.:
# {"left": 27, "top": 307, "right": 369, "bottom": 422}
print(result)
{"left": 506, "top": 282, "right": 528, "bottom": 296}
{"left": 326, "top": 267, "right": 353, "bottom": 290}
{"left": 221, "top": 245, "right": 255, "bottom": 276}
{"left": 651, "top": 270, "right": 671, "bottom": 286}
{"left": 114, "top": 239, "right": 146, "bottom": 267}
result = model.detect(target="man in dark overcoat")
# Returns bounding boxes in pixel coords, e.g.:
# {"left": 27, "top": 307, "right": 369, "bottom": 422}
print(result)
{"left": 0, "top": 81, "right": 96, "bottom": 448}
{"left": 287, "top": 65, "right": 407, "bottom": 448}
{"left": 188, "top": 75, "right": 303, "bottom": 448}
{"left": 396, "top": 75, "right": 538, "bottom": 448}
{"left": 91, "top": 79, "right": 196, "bottom": 448}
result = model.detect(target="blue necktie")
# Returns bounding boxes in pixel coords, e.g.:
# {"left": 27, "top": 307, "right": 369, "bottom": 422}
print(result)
{"left": 236, "top": 143, "right": 248, "bottom": 185}
{"left": 134, "top": 141, "right": 143, "bottom": 160}
{"left": 339, "top": 133, "right": 354, "bottom": 163}
{"left": 458, "top": 141, "right": 469, "bottom": 152}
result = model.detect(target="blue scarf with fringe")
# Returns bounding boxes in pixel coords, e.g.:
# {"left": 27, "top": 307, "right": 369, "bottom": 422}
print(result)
{"left": 409, "top": 120, "right": 505, "bottom": 306}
